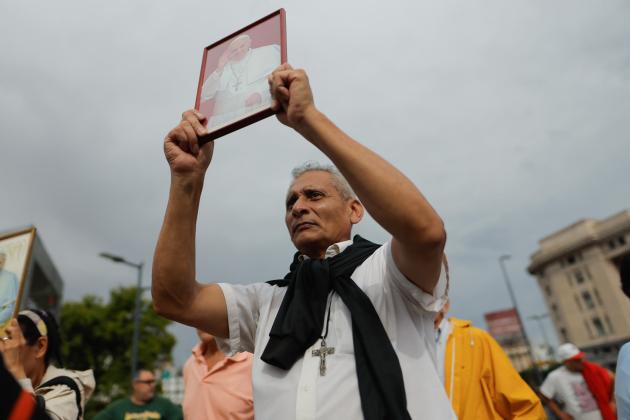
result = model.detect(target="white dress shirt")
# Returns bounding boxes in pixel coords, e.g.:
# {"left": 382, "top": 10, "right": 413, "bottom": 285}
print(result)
{"left": 217, "top": 239, "right": 455, "bottom": 419}
{"left": 435, "top": 317, "right": 452, "bottom": 385}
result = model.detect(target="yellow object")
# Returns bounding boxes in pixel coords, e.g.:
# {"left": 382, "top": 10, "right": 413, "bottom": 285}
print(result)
{"left": 443, "top": 318, "right": 546, "bottom": 420}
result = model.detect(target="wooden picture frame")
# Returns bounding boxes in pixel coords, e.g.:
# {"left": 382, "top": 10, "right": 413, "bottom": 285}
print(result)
{"left": 0, "top": 227, "right": 36, "bottom": 331}
{"left": 195, "top": 9, "right": 287, "bottom": 144}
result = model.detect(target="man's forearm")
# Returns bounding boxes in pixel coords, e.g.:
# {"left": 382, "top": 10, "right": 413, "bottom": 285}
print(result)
{"left": 296, "top": 109, "right": 444, "bottom": 248}
{"left": 152, "top": 175, "right": 204, "bottom": 318}
{"left": 546, "top": 399, "right": 568, "bottom": 419}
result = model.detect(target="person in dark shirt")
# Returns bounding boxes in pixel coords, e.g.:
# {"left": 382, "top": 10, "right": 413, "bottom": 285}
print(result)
{"left": 94, "top": 369, "right": 182, "bottom": 420}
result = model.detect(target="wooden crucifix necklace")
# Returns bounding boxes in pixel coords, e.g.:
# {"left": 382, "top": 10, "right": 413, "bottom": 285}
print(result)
{"left": 312, "top": 293, "right": 335, "bottom": 376}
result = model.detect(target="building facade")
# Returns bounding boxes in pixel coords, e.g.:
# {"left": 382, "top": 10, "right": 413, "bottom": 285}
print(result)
{"left": 484, "top": 308, "right": 534, "bottom": 372}
{"left": 528, "top": 210, "right": 630, "bottom": 369}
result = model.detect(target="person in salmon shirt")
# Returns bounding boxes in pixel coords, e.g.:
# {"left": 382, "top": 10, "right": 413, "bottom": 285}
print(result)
{"left": 182, "top": 329, "right": 253, "bottom": 420}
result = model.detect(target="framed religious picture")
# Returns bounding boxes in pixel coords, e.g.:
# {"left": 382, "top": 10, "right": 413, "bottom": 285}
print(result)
{"left": 195, "top": 9, "right": 287, "bottom": 144}
{"left": 0, "top": 227, "right": 36, "bottom": 331}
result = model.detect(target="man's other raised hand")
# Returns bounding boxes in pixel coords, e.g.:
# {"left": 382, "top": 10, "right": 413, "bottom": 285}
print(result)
{"left": 268, "top": 63, "right": 317, "bottom": 129}
{"left": 163, "top": 110, "right": 214, "bottom": 178}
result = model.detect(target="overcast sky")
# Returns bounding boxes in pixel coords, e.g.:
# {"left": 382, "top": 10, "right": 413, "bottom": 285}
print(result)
{"left": 1, "top": 0, "right": 628, "bottom": 368}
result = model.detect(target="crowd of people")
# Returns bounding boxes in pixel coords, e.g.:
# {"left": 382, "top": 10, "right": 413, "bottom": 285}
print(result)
{"left": 1, "top": 63, "right": 629, "bottom": 419}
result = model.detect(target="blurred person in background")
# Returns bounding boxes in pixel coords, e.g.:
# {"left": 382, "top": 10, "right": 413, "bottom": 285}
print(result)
{"left": 615, "top": 254, "right": 630, "bottom": 419}
{"left": 0, "top": 309, "right": 95, "bottom": 420}
{"left": 94, "top": 368, "right": 182, "bottom": 420}
{"left": 434, "top": 296, "right": 545, "bottom": 419}
{"left": 182, "top": 328, "right": 253, "bottom": 419}
{"left": 540, "top": 343, "right": 615, "bottom": 420}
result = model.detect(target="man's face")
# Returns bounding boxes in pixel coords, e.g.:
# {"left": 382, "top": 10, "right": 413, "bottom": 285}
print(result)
{"left": 132, "top": 370, "right": 156, "bottom": 403}
{"left": 285, "top": 171, "right": 362, "bottom": 258}
{"left": 227, "top": 36, "right": 251, "bottom": 62}
{"left": 564, "top": 358, "right": 584, "bottom": 373}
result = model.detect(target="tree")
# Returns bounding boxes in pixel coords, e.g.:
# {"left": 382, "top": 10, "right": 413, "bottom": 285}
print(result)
{"left": 59, "top": 286, "right": 176, "bottom": 417}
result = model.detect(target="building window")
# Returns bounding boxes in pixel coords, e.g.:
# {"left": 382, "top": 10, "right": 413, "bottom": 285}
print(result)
{"left": 545, "top": 285, "right": 552, "bottom": 296}
{"left": 592, "top": 317, "right": 606, "bottom": 336}
{"left": 560, "top": 328, "right": 568, "bottom": 341}
{"left": 582, "top": 291, "right": 595, "bottom": 309}
{"left": 608, "top": 240, "right": 617, "bottom": 250}
{"left": 567, "top": 255, "right": 576, "bottom": 265}
{"left": 593, "top": 289, "right": 603, "bottom": 306}
{"left": 620, "top": 236, "right": 627, "bottom": 246}
{"left": 604, "top": 315, "right": 614, "bottom": 334}
{"left": 574, "top": 295, "right": 583, "bottom": 311}
{"left": 584, "top": 266, "right": 592, "bottom": 280}
{"left": 584, "top": 320, "right": 594, "bottom": 339}
{"left": 574, "top": 270, "right": 585, "bottom": 284}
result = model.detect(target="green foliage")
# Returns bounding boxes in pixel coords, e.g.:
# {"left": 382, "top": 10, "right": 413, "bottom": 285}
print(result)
{"left": 59, "top": 287, "right": 176, "bottom": 418}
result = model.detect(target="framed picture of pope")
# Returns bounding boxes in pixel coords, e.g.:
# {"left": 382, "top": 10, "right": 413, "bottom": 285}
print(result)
{"left": 0, "top": 227, "right": 36, "bottom": 331}
{"left": 195, "top": 9, "right": 287, "bottom": 142}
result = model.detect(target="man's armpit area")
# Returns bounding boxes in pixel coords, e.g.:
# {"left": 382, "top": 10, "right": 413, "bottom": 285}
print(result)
{"left": 385, "top": 241, "right": 448, "bottom": 312}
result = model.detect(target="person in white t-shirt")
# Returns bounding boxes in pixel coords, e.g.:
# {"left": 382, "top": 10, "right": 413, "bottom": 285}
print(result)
{"left": 152, "top": 64, "right": 455, "bottom": 419}
{"left": 540, "top": 343, "right": 615, "bottom": 420}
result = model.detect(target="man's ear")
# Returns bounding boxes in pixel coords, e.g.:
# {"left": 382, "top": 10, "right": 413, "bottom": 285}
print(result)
{"left": 35, "top": 336, "right": 48, "bottom": 360}
{"left": 349, "top": 199, "right": 364, "bottom": 225}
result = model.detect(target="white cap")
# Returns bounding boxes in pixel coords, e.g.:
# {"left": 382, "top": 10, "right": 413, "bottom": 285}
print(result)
{"left": 557, "top": 343, "right": 585, "bottom": 362}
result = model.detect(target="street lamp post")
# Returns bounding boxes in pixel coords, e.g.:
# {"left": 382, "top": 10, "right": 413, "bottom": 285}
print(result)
{"left": 498, "top": 254, "right": 542, "bottom": 383}
{"left": 100, "top": 252, "right": 144, "bottom": 381}
{"left": 529, "top": 313, "right": 553, "bottom": 358}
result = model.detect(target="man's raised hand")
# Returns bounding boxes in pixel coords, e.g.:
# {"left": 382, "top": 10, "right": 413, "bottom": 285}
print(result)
{"left": 268, "top": 64, "right": 317, "bottom": 129}
{"left": 164, "top": 110, "right": 214, "bottom": 178}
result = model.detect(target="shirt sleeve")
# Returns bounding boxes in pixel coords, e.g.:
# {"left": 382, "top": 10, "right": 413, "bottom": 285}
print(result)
{"left": 383, "top": 240, "right": 448, "bottom": 312}
{"left": 539, "top": 373, "right": 556, "bottom": 400}
{"left": 215, "top": 282, "right": 267, "bottom": 355}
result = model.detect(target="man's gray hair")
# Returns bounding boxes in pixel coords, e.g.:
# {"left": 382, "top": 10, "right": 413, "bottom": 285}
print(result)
{"left": 291, "top": 162, "right": 356, "bottom": 200}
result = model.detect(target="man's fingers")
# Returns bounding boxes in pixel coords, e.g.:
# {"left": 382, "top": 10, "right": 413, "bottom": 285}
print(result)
{"left": 181, "top": 121, "right": 200, "bottom": 155}
{"left": 276, "top": 86, "right": 290, "bottom": 101}
{"left": 270, "top": 98, "right": 280, "bottom": 112}
{"left": 183, "top": 111, "right": 208, "bottom": 138}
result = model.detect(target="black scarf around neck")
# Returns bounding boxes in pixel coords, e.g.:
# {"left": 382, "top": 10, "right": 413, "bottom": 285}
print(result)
{"left": 261, "top": 235, "right": 411, "bottom": 420}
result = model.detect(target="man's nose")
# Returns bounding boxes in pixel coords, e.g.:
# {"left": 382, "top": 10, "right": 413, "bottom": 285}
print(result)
{"left": 291, "top": 196, "right": 309, "bottom": 216}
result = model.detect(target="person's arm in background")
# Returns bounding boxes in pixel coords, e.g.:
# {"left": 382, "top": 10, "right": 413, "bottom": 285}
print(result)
{"left": 539, "top": 394, "right": 573, "bottom": 420}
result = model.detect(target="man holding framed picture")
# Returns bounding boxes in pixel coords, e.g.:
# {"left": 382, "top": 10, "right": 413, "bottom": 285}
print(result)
{"left": 153, "top": 63, "right": 455, "bottom": 419}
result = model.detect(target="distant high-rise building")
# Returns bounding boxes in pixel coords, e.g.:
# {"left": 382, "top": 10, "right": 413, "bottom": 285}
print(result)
{"left": 528, "top": 210, "right": 630, "bottom": 369}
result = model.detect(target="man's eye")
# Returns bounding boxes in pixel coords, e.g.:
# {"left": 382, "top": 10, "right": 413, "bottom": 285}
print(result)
{"left": 309, "top": 191, "right": 323, "bottom": 199}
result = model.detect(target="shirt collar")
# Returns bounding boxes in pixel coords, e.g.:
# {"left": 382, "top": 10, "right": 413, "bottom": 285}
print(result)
{"left": 192, "top": 344, "right": 250, "bottom": 366}
{"left": 298, "top": 239, "right": 354, "bottom": 262}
